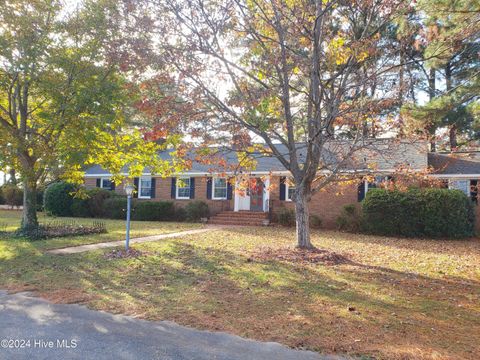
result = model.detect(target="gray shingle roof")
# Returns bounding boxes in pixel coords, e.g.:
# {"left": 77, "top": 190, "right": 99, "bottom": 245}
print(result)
{"left": 85, "top": 139, "right": 428, "bottom": 176}
{"left": 428, "top": 152, "right": 480, "bottom": 175}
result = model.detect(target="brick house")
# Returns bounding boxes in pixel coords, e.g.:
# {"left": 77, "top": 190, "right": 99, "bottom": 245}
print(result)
{"left": 84, "top": 139, "right": 445, "bottom": 227}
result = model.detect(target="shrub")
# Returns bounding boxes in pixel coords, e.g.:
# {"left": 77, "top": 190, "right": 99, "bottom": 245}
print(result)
{"left": 185, "top": 200, "right": 209, "bottom": 222}
{"left": 36, "top": 187, "right": 44, "bottom": 211}
{"left": 44, "top": 182, "right": 76, "bottom": 216}
{"left": 310, "top": 214, "right": 322, "bottom": 229}
{"left": 174, "top": 206, "right": 187, "bottom": 222}
{"left": 132, "top": 201, "right": 175, "bottom": 221}
{"left": 362, "top": 188, "right": 475, "bottom": 239}
{"left": 71, "top": 198, "right": 92, "bottom": 218}
{"left": 336, "top": 204, "right": 362, "bottom": 232}
{"left": 103, "top": 197, "right": 128, "bottom": 219}
{"left": 2, "top": 185, "right": 23, "bottom": 208}
{"left": 421, "top": 188, "right": 475, "bottom": 238}
{"left": 86, "top": 188, "right": 115, "bottom": 218}
{"left": 277, "top": 207, "right": 295, "bottom": 226}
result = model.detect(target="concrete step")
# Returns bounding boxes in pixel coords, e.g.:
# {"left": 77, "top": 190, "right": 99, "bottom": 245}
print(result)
{"left": 214, "top": 212, "right": 268, "bottom": 219}
{"left": 214, "top": 214, "right": 268, "bottom": 220}
{"left": 208, "top": 218, "right": 268, "bottom": 226}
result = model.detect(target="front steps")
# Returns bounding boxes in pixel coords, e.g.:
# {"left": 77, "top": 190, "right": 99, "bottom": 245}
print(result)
{"left": 208, "top": 211, "right": 269, "bottom": 226}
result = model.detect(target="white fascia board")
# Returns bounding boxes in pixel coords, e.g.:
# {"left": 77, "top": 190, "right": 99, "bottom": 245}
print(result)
{"left": 84, "top": 168, "right": 423, "bottom": 178}
{"left": 428, "top": 174, "right": 480, "bottom": 179}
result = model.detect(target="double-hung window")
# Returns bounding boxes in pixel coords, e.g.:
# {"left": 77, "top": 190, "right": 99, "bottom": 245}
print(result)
{"left": 213, "top": 178, "right": 227, "bottom": 199}
{"left": 176, "top": 178, "right": 191, "bottom": 199}
{"left": 101, "top": 178, "right": 112, "bottom": 190}
{"left": 286, "top": 179, "right": 295, "bottom": 201}
{"left": 138, "top": 177, "right": 152, "bottom": 199}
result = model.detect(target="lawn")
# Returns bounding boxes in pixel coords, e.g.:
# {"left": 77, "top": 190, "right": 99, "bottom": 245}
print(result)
{"left": 0, "top": 209, "right": 202, "bottom": 250}
{"left": 0, "top": 210, "right": 479, "bottom": 359}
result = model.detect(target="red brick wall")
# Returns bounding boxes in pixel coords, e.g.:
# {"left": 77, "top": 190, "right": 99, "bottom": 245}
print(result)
{"left": 84, "top": 177, "right": 128, "bottom": 195}
{"left": 153, "top": 177, "right": 233, "bottom": 215}
{"left": 269, "top": 176, "right": 359, "bottom": 229}
{"left": 85, "top": 175, "right": 357, "bottom": 226}
{"left": 85, "top": 176, "right": 232, "bottom": 216}
{"left": 84, "top": 178, "right": 97, "bottom": 189}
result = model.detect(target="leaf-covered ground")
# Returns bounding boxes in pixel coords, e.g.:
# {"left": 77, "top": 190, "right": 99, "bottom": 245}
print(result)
{"left": 0, "top": 210, "right": 479, "bottom": 359}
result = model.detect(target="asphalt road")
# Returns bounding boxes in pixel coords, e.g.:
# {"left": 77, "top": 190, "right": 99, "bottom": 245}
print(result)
{"left": 0, "top": 291, "right": 346, "bottom": 360}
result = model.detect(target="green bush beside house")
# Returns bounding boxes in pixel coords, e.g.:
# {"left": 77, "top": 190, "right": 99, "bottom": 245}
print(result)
{"left": 184, "top": 200, "right": 209, "bottom": 222}
{"left": 44, "top": 182, "right": 76, "bottom": 216}
{"left": 362, "top": 188, "right": 475, "bottom": 239}
{"left": 43, "top": 181, "right": 208, "bottom": 222}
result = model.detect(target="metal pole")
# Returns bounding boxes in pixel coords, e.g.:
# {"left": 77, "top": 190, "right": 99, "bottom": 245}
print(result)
{"left": 125, "top": 195, "right": 131, "bottom": 251}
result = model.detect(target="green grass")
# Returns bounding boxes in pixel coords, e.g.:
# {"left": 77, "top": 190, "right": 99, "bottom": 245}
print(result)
{"left": 0, "top": 209, "right": 479, "bottom": 359}
{"left": 0, "top": 209, "right": 201, "bottom": 250}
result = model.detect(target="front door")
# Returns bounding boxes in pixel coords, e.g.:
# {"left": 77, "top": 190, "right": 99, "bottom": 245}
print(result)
{"left": 237, "top": 187, "right": 250, "bottom": 211}
{"left": 250, "top": 178, "right": 264, "bottom": 212}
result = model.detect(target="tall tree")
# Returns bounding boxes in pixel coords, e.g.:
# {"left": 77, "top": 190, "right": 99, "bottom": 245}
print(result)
{"left": 0, "top": 0, "right": 178, "bottom": 232}
{"left": 401, "top": 0, "right": 480, "bottom": 150}
{"left": 151, "top": 0, "right": 410, "bottom": 248}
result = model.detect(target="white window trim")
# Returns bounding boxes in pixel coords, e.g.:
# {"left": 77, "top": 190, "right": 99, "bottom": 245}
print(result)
{"left": 138, "top": 176, "right": 152, "bottom": 199}
{"left": 176, "top": 177, "right": 191, "bottom": 200}
{"left": 285, "top": 181, "right": 295, "bottom": 201}
{"left": 100, "top": 178, "right": 112, "bottom": 189}
{"left": 212, "top": 177, "right": 228, "bottom": 200}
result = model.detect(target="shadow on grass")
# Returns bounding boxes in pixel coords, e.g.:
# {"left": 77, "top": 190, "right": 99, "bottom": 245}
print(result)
{"left": 1, "top": 237, "right": 479, "bottom": 359}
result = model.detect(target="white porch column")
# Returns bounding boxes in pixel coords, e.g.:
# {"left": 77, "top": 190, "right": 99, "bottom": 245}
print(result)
{"left": 263, "top": 176, "right": 270, "bottom": 212}
{"left": 234, "top": 177, "right": 240, "bottom": 212}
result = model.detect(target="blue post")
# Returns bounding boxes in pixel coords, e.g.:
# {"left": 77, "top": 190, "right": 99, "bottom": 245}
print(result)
{"left": 125, "top": 194, "right": 131, "bottom": 251}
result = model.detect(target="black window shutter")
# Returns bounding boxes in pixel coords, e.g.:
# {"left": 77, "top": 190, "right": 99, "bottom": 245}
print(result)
{"left": 279, "top": 177, "right": 286, "bottom": 201}
{"left": 110, "top": 181, "right": 115, "bottom": 191}
{"left": 133, "top": 177, "right": 139, "bottom": 198}
{"left": 171, "top": 177, "right": 176, "bottom": 199}
{"left": 151, "top": 178, "right": 156, "bottom": 198}
{"left": 190, "top": 177, "right": 195, "bottom": 199}
{"left": 96, "top": 178, "right": 101, "bottom": 188}
{"left": 206, "top": 178, "right": 212, "bottom": 199}
{"left": 227, "top": 180, "right": 233, "bottom": 200}
{"left": 357, "top": 181, "right": 365, "bottom": 202}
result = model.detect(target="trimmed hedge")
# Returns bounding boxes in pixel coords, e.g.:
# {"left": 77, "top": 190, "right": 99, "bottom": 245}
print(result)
{"left": 277, "top": 207, "right": 295, "bottom": 226}
{"left": 42, "top": 183, "right": 204, "bottom": 223}
{"left": 184, "top": 201, "right": 209, "bottom": 222}
{"left": 71, "top": 198, "right": 92, "bottom": 218}
{"left": 86, "top": 188, "right": 115, "bottom": 217}
{"left": 363, "top": 188, "right": 475, "bottom": 238}
{"left": 102, "top": 198, "right": 178, "bottom": 221}
{"left": 44, "top": 182, "right": 76, "bottom": 216}
{"left": 103, "top": 197, "right": 127, "bottom": 219}
{"left": 336, "top": 204, "right": 362, "bottom": 232}
{"left": 132, "top": 201, "right": 175, "bottom": 221}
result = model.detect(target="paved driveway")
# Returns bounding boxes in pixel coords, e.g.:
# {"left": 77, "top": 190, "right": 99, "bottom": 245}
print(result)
{"left": 0, "top": 291, "right": 345, "bottom": 360}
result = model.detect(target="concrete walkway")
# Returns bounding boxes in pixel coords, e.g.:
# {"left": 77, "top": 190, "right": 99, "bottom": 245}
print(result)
{"left": 48, "top": 228, "right": 218, "bottom": 255}
{"left": 0, "top": 291, "right": 346, "bottom": 360}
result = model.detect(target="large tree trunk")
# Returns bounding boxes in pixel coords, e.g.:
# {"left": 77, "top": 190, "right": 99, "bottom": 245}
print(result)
{"left": 428, "top": 68, "right": 436, "bottom": 152}
{"left": 21, "top": 178, "right": 38, "bottom": 232}
{"left": 294, "top": 190, "right": 313, "bottom": 249}
{"left": 449, "top": 124, "right": 458, "bottom": 150}
{"left": 445, "top": 62, "right": 457, "bottom": 150}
